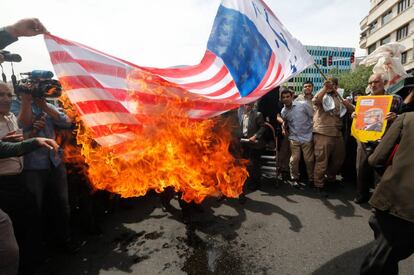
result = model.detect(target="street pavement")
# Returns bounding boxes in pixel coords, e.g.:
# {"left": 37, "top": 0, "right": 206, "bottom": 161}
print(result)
{"left": 53, "top": 180, "right": 414, "bottom": 275}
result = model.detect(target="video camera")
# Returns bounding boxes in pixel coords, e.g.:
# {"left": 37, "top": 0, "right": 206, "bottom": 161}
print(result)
{"left": 14, "top": 70, "right": 62, "bottom": 98}
{"left": 0, "top": 50, "right": 22, "bottom": 62}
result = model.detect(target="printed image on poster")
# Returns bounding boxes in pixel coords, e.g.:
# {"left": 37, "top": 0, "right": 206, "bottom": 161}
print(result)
{"left": 351, "top": 95, "right": 393, "bottom": 142}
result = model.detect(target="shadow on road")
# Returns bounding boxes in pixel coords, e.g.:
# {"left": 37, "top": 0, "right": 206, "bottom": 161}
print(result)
{"left": 311, "top": 242, "right": 373, "bottom": 275}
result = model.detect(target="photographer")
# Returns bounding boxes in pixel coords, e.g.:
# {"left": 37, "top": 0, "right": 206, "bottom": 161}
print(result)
{"left": 11, "top": 85, "right": 78, "bottom": 253}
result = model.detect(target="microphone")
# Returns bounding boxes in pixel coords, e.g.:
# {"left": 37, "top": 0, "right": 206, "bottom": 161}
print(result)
{"left": 0, "top": 50, "right": 22, "bottom": 62}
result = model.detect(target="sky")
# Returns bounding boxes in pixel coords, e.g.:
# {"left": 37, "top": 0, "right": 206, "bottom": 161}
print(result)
{"left": 0, "top": 0, "right": 371, "bottom": 77}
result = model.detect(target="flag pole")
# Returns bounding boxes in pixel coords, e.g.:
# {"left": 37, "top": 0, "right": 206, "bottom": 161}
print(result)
{"left": 314, "top": 63, "right": 328, "bottom": 81}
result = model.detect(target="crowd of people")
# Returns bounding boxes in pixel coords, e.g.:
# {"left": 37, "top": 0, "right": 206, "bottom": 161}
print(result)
{"left": 239, "top": 75, "right": 414, "bottom": 274}
{"left": 1, "top": 17, "right": 414, "bottom": 275}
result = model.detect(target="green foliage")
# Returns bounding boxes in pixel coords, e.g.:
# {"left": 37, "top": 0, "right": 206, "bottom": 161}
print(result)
{"left": 332, "top": 65, "right": 373, "bottom": 97}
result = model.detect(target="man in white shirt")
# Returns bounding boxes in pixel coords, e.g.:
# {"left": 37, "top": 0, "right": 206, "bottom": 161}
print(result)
{"left": 0, "top": 83, "right": 23, "bottom": 176}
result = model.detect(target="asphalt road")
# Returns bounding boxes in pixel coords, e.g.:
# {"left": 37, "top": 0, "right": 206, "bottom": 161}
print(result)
{"left": 52, "top": 180, "right": 414, "bottom": 275}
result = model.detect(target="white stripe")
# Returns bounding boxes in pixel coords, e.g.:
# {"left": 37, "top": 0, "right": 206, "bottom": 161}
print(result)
{"left": 81, "top": 112, "right": 139, "bottom": 127}
{"left": 187, "top": 73, "right": 234, "bottom": 95}
{"left": 263, "top": 62, "right": 279, "bottom": 89}
{"left": 203, "top": 88, "right": 239, "bottom": 100}
{"left": 94, "top": 132, "right": 138, "bottom": 147}
{"left": 66, "top": 88, "right": 117, "bottom": 103}
{"left": 52, "top": 62, "right": 130, "bottom": 90}
{"left": 46, "top": 39, "right": 133, "bottom": 69}
{"left": 161, "top": 57, "right": 225, "bottom": 84}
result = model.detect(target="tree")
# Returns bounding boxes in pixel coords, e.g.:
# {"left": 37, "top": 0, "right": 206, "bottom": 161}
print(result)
{"left": 331, "top": 65, "right": 373, "bottom": 97}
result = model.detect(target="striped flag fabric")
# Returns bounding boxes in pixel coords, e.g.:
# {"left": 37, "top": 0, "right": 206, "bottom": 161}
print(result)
{"left": 44, "top": 0, "right": 313, "bottom": 147}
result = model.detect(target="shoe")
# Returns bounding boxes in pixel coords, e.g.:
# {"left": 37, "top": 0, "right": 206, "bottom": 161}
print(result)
{"left": 354, "top": 195, "right": 369, "bottom": 204}
{"left": 289, "top": 180, "right": 300, "bottom": 188}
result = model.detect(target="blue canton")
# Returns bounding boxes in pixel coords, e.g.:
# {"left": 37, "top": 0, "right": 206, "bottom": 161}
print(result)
{"left": 207, "top": 6, "right": 272, "bottom": 97}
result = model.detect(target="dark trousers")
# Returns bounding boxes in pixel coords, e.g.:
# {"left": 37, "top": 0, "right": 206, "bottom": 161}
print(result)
{"left": 0, "top": 209, "right": 19, "bottom": 275}
{"left": 24, "top": 163, "right": 71, "bottom": 243}
{"left": 356, "top": 142, "right": 377, "bottom": 198}
{"left": 0, "top": 174, "right": 40, "bottom": 274}
{"left": 360, "top": 210, "right": 414, "bottom": 275}
{"left": 242, "top": 144, "right": 262, "bottom": 190}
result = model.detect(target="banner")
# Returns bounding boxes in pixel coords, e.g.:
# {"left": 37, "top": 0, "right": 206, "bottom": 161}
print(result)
{"left": 351, "top": 95, "right": 393, "bottom": 142}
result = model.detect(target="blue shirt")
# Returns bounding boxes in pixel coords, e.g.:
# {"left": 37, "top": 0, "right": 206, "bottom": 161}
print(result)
{"left": 281, "top": 101, "right": 314, "bottom": 143}
{"left": 11, "top": 100, "right": 72, "bottom": 170}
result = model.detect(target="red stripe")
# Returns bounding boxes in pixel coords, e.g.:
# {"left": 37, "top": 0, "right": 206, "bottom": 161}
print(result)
{"left": 105, "top": 88, "right": 130, "bottom": 101}
{"left": 179, "top": 66, "right": 228, "bottom": 90}
{"left": 264, "top": 63, "right": 283, "bottom": 90}
{"left": 59, "top": 75, "right": 104, "bottom": 90}
{"left": 75, "top": 100, "right": 130, "bottom": 115}
{"left": 144, "top": 51, "right": 216, "bottom": 78}
{"left": 77, "top": 60, "right": 127, "bottom": 78}
{"left": 50, "top": 51, "right": 74, "bottom": 64}
{"left": 50, "top": 52, "right": 128, "bottom": 78}
{"left": 198, "top": 81, "right": 236, "bottom": 97}
{"left": 46, "top": 34, "right": 140, "bottom": 69}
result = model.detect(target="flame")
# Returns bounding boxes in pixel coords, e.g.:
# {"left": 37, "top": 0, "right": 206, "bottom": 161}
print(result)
{"left": 58, "top": 70, "right": 248, "bottom": 204}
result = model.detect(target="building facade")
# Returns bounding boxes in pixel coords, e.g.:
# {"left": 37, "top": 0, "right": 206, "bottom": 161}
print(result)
{"left": 287, "top": 45, "right": 354, "bottom": 93}
{"left": 360, "top": 0, "right": 414, "bottom": 74}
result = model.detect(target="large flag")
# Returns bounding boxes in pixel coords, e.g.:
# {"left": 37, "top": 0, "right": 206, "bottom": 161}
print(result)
{"left": 45, "top": 0, "right": 313, "bottom": 146}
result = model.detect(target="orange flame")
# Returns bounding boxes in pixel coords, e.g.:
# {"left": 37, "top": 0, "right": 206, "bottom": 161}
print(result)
{"left": 58, "top": 70, "right": 248, "bottom": 204}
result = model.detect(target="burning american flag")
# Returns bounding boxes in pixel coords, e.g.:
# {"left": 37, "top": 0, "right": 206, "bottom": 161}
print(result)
{"left": 45, "top": 0, "right": 313, "bottom": 202}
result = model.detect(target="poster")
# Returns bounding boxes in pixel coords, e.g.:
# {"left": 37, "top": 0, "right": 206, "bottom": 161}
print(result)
{"left": 351, "top": 95, "right": 393, "bottom": 142}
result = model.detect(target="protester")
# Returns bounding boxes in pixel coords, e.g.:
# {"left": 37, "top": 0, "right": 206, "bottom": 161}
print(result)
{"left": 238, "top": 102, "right": 266, "bottom": 203}
{"left": 398, "top": 76, "right": 414, "bottom": 114}
{"left": 295, "top": 80, "right": 314, "bottom": 106}
{"left": 360, "top": 112, "right": 414, "bottom": 275}
{"left": 0, "top": 209, "right": 19, "bottom": 275}
{"left": 312, "top": 77, "right": 355, "bottom": 192}
{"left": 11, "top": 91, "right": 78, "bottom": 254}
{"left": 278, "top": 88, "right": 314, "bottom": 187}
{"left": 353, "top": 73, "right": 401, "bottom": 204}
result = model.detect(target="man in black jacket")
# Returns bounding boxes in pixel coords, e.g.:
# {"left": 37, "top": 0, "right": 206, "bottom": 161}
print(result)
{"left": 239, "top": 102, "right": 266, "bottom": 198}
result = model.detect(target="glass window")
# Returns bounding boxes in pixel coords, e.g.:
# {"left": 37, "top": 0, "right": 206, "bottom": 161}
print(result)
{"left": 396, "top": 24, "right": 409, "bottom": 41}
{"left": 380, "top": 35, "right": 391, "bottom": 45}
{"left": 381, "top": 10, "right": 393, "bottom": 25}
{"left": 398, "top": 0, "right": 411, "bottom": 13}
{"left": 369, "top": 20, "right": 377, "bottom": 34}
{"left": 401, "top": 51, "right": 407, "bottom": 64}
{"left": 368, "top": 44, "right": 376, "bottom": 54}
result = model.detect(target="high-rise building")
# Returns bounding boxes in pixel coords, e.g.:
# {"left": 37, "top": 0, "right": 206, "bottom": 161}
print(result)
{"left": 359, "top": 0, "right": 413, "bottom": 74}
{"left": 287, "top": 45, "right": 355, "bottom": 93}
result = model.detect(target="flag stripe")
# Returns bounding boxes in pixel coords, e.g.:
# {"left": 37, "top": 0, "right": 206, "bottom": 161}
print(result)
{"left": 81, "top": 112, "right": 139, "bottom": 128}
{"left": 75, "top": 100, "right": 131, "bottom": 115}
{"left": 144, "top": 51, "right": 216, "bottom": 78}
{"left": 179, "top": 66, "right": 228, "bottom": 90}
